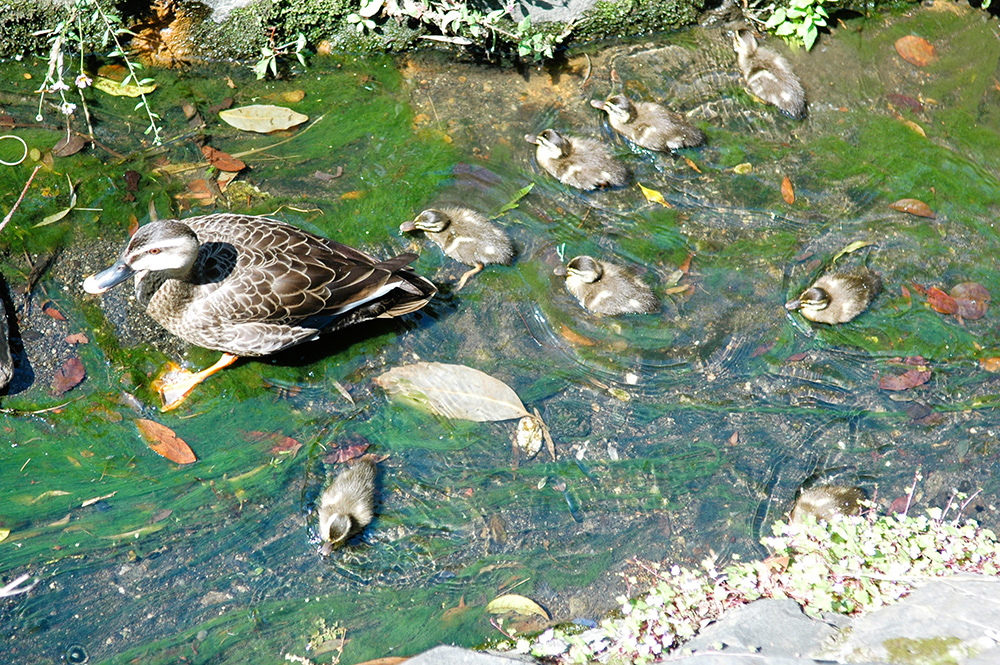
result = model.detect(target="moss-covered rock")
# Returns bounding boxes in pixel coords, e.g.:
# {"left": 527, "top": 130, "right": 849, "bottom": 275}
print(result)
{"left": 577, "top": 0, "right": 704, "bottom": 42}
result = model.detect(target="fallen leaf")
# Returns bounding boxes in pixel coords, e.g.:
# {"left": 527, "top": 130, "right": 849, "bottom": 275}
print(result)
{"left": 325, "top": 442, "right": 371, "bottom": 464}
{"left": 352, "top": 658, "right": 409, "bottom": 665}
{"left": 950, "top": 282, "right": 990, "bottom": 320}
{"left": 48, "top": 514, "right": 70, "bottom": 527}
{"left": 787, "top": 352, "right": 808, "bottom": 362}
{"left": 830, "top": 240, "right": 875, "bottom": 264}
{"left": 638, "top": 182, "right": 671, "bottom": 207}
{"left": 35, "top": 175, "right": 78, "bottom": 227}
{"left": 340, "top": 190, "right": 365, "bottom": 200}
{"left": 128, "top": 214, "right": 140, "bottom": 236}
{"left": 781, "top": 175, "right": 794, "bottom": 205}
{"left": 270, "top": 436, "right": 303, "bottom": 457}
{"left": 51, "top": 356, "right": 85, "bottom": 395}
{"left": 486, "top": 593, "right": 550, "bottom": 619}
{"left": 727, "top": 431, "right": 739, "bottom": 446}
{"left": 53, "top": 133, "right": 86, "bottom": 157}
{"left": 896, "top": 116, "right": 926, "bottom": 137}
{"left": 200, "top": 145, "right": 246, "bottom": 172}
{"left": 218, "top": 105, "right": 308, "bottom": 133}
{"left": 678, "top": 253, "right": 693, "bottom": 274}
{"left": 878, "top": 368, "right": 931, "bottom": 391}
{"left": 314, "top": 167, "right": 344, "bottom": 181}
{"left": 558, "top": 324, "right": 596, "bottom": 346}
{"left": 494, "top": 182, "right": 534, "bottom": 217}
{"left": 42, "top": 302, "right": 67, "bottom": 320}
{"left": 31, "top": 490, "right": 70, "bottom": 503}
{"left": 150, "top": 508, "right": 173, "bottom": 523}
{"left": 136, "top": 419, "right": 197, "bottom": 464}
{"left": 886, "top": 93, "right": 923, "bottom": 113}
{"left": 374, "top": 362, "right": 530, "bottom": 422}
{"left": 65, "top": 333, "right": 89, "bottom": 344}
{"left": 92, "top": 75, "right": 156, "bottom": 97}
{"left": 81, "top": 491, "right": 117, "bottom": 507}
{"left": 900, "top": 284, "right": 912, "bottom": 308}
{"left": 733, "top": 162, "right": 752, "bottom": 174}
{"left": 980, "top": 357, "right": 1000, "bottom": 373}
{"left": 683, "top": 156, "right": 702, "bottom": 173}
{"left": 0, "top": 529, "right": 9, "bottom": 542}
{"left": 282, "top": 89, "right": 306, "bottom": 103}
{"left": 895, "top": 35, "right": 937, "bottom": 67}
{"left": 890, "top": 198, "right": 935, "bottom": 219}
{"left": 926, "top": 287, "right": 958, "bottom": 315}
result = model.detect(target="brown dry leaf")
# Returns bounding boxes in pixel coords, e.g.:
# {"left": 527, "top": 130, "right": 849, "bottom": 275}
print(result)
{"left": 559, "top": 324, "right": 596, "bottom": 346}
{"left": 326, "top": 442, "right": 370, "bottom": 464}
{"left": 201, "top": 146, "right": 246, "bottom": 172}
{"left": 950, "top": 282, "right": 990, "bottom": 320}
{"left": 375, "top": 362, "right": 530, "bottom": 422}
{"left": 353, "top": 658, "right": 409, "bottom": 665}
{"left": 926, "top": 287, "right": 958, "bottom": 315}
{"left": 65, "top": 333, "right": 89, "bottom": 344}
{"left": 727, "top": 431, "right": 739, "bottom": 446}
{"left": 52, "top": 356, "right": 86, "bottom": 395}
{"left": 270, "top": 436, "right": 303, "bottom": 457}
{"left": 42, "top": 302, "right": 67, "bottom": 320}
{"left": 215, "top": 169, "right": 240, "bottom": 192}
{"left": 678, "top": 253, "right": 693, "bottom": 275}
{"left": 787, "top": 352, "right": 809, "bottom": 362}
{"left": 895, "top": 35, "right": 937, "bottom": 67}
{"left": 218, "top": 105, "right": 308, "bottom": 133}
{"left": 890, "top": 198, "right": 935, "bottom": 219}
{"left": 441, "top": 595, "right": 468, "bottom": 622}
{"left": 136, "top": 419, "right": 197, "bottom": 464}
{"left": 878, "top": 368, "right": 931, "bottom": 391}
{"left": 127, "top": 214, "right": 140, "bottom": 236}
{"left": 897, "top": 116, "right": 926, "bottom": 137}
{"left": 150, "top": 508, "right": 173, "bottom": 523}
{"left": 53, "top": 134, "right": 87, "bottom": 157}
{"left": 683, "top": 156, "right": 702, "bottom": 173}
{"left": 980, "top": 357, "right": 1000, "bottom": 373}
{"left": 340, "top": 190, "right": 365, "bottom": 200}
{"left": 781, "top": 175, "right": 794, "bottom": 205}
{"left": 282, "top": 89, "right": 306, "bottom": 103}
{"left": 181, "top": 178, "right": 218, "bottom": 205}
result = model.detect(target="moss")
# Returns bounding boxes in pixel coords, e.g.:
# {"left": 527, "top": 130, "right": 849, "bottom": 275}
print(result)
{"left": 883, "top": 636, "right": 965, "bottom": 665}
{"left": 576, "top": 0, "right": 703, "bottom": 43}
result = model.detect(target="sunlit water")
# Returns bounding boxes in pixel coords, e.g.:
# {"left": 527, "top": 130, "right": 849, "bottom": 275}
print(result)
{"left": 2, "top": 5, "right": 1000, "bottom": 664}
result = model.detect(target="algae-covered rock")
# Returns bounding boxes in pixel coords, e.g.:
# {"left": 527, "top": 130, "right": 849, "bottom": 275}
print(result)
{"left": 0, "top": 274, "right": 13, "bottom": 392}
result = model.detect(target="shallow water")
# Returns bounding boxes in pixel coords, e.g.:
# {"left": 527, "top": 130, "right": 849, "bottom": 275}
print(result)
{"left": 2, "top": 4, "right": 1000, "bottom": 664}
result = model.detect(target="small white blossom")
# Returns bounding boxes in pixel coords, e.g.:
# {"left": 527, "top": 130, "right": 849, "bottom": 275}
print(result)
{"left": 59, "top": 101, "right": 77, "bottom": 115}
{"left": 49, "top": 80, "right": 70, "bottom": 93}
{"left": 75, "top": 74, "right": 93, "bottom": 89}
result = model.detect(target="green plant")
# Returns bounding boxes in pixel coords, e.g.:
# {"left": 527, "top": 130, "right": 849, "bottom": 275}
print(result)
{"left": 500, "top": 498, "right": 1000, "bottom": 664}
{"left": 345, "top": 0, "right": 568, "bottom": 61}
{"left": 764, "top": 0, "right": 830, "bottom": 50}
{"left": 35, "top": 0, "right": 162, "bottom": 144}
{"left": 252, "top": 32, "right": 308, "bottom": 79}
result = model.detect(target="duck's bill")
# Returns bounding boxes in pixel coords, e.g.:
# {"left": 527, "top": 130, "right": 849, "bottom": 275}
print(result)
{"left": 784, "top": 298, "right": 801, "bottom": 311}
{"left": 553, "top": 265, "right": 568, "bottom": 277}
{"left": 524, "top": 134, "right": 539, "bottom": 144}
{"left": 399, "top": 220, "right": 417, "bottom": 233}
{"left": 83, "top": 260, "right": 134, "bottom": 295}
{"left": 589, "top": 99, "right": 606, "bottom": 110}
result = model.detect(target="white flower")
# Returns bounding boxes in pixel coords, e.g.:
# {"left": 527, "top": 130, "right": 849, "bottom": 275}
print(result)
{"left": 49, "top": 80, "right": 70, "bottom": 93}
{"left": 59, "top": 101, "right": 77, "bottom": 115}
{"left": 75, "top": 74, "right": 93, "bottom": 89}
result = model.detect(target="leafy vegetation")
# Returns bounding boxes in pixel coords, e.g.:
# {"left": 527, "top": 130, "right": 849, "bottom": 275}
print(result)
{"left": 763, "top": 0, "right": 830, "bottom": 50}
{"left": 503, "top": 499, "right": 1000, "bottom": 663}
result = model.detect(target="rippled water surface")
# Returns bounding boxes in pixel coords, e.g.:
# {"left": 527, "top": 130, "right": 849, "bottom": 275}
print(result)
{"left": 2, "top": 5, "right": 1000, "bottom": 664}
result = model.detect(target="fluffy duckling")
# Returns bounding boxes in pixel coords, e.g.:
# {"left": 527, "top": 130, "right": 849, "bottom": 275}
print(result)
{"left": 590, "top": 94, "right": 706, "bottom": 151}
{"left": 790, "top": 485, "right": 866, "bottom": 526}
{"left": 785, "top": 267, "right": 882, "bottom": 324}
{"left": 525, "top": 129, "right": 629, "bottom": 191}
{"left": 554, "top": 255, "right": 660, "bottom": 316}
{"left": 400, "top": 207, "right": 515, "bottom": 290}
{"left": 317, "top": 457, "right": 377, "bottom": 553}
{"left": 733, "top": 30, "right": 806, "bottom": 119}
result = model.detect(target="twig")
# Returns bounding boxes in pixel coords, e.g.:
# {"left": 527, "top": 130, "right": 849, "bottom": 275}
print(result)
{"left": 0, "top": 164, "right": 42, "bottom": 235}
{"left": 0, "top": 573, "right": 38, "bottom": 598}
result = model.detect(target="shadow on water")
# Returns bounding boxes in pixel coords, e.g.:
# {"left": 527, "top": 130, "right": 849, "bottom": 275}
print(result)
{"left": 2, "top": 5, "right": 1000, "bottom": 664}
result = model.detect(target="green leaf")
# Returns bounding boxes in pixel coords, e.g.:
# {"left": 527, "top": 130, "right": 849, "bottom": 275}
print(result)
{"left": 494, "top": 182, "right": 534, "bottom": 216}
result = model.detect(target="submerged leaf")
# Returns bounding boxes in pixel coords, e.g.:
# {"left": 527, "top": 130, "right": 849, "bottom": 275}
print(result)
{"left": 93, "top": 75, "right": 156, "bottom": 97}
{"left": 926, "top": 287, "right": 958, "bottom": 315}
{"left": 51, "top": 356, "right": 85, "bottom": 396}
{"left": 136, "top": 419, "right": 197, "bottom": 464}
{"left": 890, "top": 198, "right": 935, "bottom": 219}
{"left": 375, "top": 362, "right": 530, "bottom": 422}
{"left": 950, "top": 282, "right": 990, "bottom": 320}
{"left": 486, "top": 593, "right": 550, "bottom": 619}
{"left": 895, "top": 35, "right": 937, "bottom": 67}
{"left": 781, "top": 175, "right": 794, "bottom": 205}
{"left": 638, "top": 182, "right": 671, "bottom": 207}
{"left": 219, "top": 105, "right": 308, "bottom": 133}
{"left": 830, "top": 240, "right": 874, "bottom": 264}
{"left": 494, "top": 182, "right": 534, "bottom": 217}
{"left": 878, "top": 368, "right": 931, "bottom": 391}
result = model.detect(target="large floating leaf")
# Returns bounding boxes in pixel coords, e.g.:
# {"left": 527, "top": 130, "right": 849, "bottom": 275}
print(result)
{"left": 136, "top": 419, "right": 197, "bottom": 464}
{"left": 219, "top": 105, "right": 308, "bottom": 133}
{"left": 486, "top": 593, "right": 550, "bottom": 619}
{"left": 895, "top": 35, "right": 937, "bottom": 67}
{"left": 374, "top": 362, "right": 530, "bottom": 422}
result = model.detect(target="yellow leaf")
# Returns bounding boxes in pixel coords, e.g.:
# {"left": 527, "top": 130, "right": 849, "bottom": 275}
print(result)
{"left": 219, "top": 105, "right": 308, "bottom": 133}
{"left": 733, "top": 163, "right": 753, "bottom": 174}
{"left": 31, "top": 490, "right": 70, "bottom": 504}
{"left": 486, "top": 593, "right": 550, "bottom": 619}
{"left": 0, "top": 529, "right": 9, "bottom": 542}
{"left": 683, "top": 156, "right": 702, "bottom": 173}
{"left": 831, "top": 240, "right": 875, "bottom": 264}
{"left": 638, "top": 183, "right": 671, "bottom": 207}
{"left": 92, "top": 75, "right": 156, "bottom": 97}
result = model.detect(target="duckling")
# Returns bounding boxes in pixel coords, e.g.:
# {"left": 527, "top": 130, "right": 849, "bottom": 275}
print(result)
{"left": 590, "top": 94, "right": 706, "bottom": 151}
{"left": 785, "top": 267, "right": 882, "bottom": 324}
{"left": 733, "top": 30, "right": 806, "bottom": 119}
{"left": 554, "top": 255, "right": 660, "bottom": 316}
{"left": 400, "top": 207, "right": 515, "bottom": 291}
{"left": 524, "top": 129, "right": 629, "bottom": 191}
{"left": 317, "top": 457, "right": 377, "bottom": 553}
{"left": 790, "top": 485, "right": 866, "bottom": 526}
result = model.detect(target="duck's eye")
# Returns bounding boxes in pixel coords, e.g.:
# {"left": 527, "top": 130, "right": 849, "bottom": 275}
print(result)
{"left": 148, "top": 248, "right": 161, "bottom": 255}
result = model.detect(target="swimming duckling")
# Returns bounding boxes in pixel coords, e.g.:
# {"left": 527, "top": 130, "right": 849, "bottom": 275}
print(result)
{"left": 590, "top": 94, "right": 706, "bottom": 151}
{"left": 785, "top": 267, "right": 882, "bottom": 324}
{"left": 400, "top": 207, "right": 515, "bottom": 290}
{"left": 554, "top": 255, "right": 660, "bottom": 316}
{"left": 790, "top": 485, "right": 866, "bottom": 526}
{"left": 524, "top": 129, "right": 629, "bottom": 191}
{"left": 317, "top": 457, "right": 377, "bottom": 553}
{"left": 733, "top": 30, "right": 806, "bottom": 119}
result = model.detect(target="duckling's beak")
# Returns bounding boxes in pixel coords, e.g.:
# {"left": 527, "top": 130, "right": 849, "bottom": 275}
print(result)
{"left": 590, "top": 99, "right": 606, "bottom": 110}
{"left": 83, "top": 259, "right": 135, "bottom": 295}
{"left": 524, "top": 134, "right": 539, "bottom": 145}
{"left": 553, "top": 265, "right": 568, "bottom": 277}
{"left": 399, "top": 220, "right": 417, "bottom": 233}
{"left": 784, "top": 298, "right": 802, "bottom": 311}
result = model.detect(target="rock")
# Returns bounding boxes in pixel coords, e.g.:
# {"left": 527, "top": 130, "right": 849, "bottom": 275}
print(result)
{"left": 0, "top": 273, "right": 13, "bottom": 391}
{"left": 405, "top": 645, "right": 532, "bottom": 664}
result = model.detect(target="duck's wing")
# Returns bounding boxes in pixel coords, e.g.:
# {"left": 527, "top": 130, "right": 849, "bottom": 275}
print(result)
{"left": 187, "top": 215, "right": 435, "bottom": 328}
